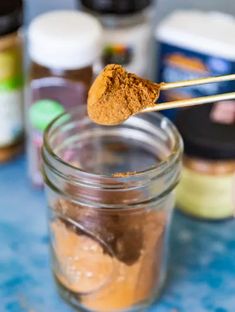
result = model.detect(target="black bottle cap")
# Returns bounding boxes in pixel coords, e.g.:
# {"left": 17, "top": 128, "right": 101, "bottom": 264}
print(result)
{"left": 80, "top": 0, "right": 152, "bottom": 14}
{"left": 0, "top": 0, "right": 23, "bottom": 36}
{"left": 175, "top": 105, "right": 235, "bottom": 160}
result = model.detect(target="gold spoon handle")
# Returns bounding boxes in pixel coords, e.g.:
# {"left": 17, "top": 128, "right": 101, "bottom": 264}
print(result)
{"left": 160, "top": 74, "right": 235, "bottom": 90}
{"left": 142, "top": 92, "right": 235, "bottom": 113}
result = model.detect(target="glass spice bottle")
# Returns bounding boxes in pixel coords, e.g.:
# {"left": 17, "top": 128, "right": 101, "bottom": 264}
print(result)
{"left": 0, "top": 0, "right": 24, "bottom": 162}
{"left": 80, "top": 0, "right": 154, "bottom": 77}
{"left": 27, "top": 11, "right": 103, "bottom": 187}
{"left": 176, "top": 105, "right": 235, "bottom": 220}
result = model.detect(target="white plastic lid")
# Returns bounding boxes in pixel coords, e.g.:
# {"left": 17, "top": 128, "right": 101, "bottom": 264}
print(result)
{"left": 156, "top": 10, "right": 235, "bottom": 60}
{"left": 28, "top": 11, "right": 103, "bottom": 69}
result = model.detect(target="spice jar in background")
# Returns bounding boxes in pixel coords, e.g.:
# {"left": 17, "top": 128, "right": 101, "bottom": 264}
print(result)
{"left": 27, "top": 11, "right": 103, "bottom": 187}
{"left": 0, "top": 0, "right": 24, "bottom": 162}
{"left": 42, "top": 108, "right": 182, "bottom": 312}
{"left": 155, "top": 10, "right": 235, "bottom": 120}
{"left": 176, "top": 105, "right": 235, "bottom": 220}
{"left": 80, "top": 0, "right": 154, "bottom": 77}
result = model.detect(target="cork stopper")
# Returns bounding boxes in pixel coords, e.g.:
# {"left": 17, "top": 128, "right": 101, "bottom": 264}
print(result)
{"left": 87, "top": 64, "right": 161, "bottom": 125}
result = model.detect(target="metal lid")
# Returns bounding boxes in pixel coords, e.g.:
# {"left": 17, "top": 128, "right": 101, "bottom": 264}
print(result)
{"left": 0, "top": 0, "right": 23, "bottom": 36}
{"left": 175, "top": 105, "right": 235, "bottom": 160}
{"left": 80, "top": 0, "right": 152, "bottom": 15}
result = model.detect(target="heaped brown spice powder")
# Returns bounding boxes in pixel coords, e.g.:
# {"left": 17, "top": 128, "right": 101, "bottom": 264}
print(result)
{"left": 51, "top": 166, "right": 167, "bottom": 311}
{"left": 88, "top": 64, "right": 162, "bottom": 125}
{"left": 52, "top": 198, "right": 166, "bottom": 311}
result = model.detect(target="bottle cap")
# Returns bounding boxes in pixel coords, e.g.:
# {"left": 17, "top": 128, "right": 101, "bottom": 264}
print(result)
{"left": 28, "top": 11, "right": 103, "bottom": 70}
{"left": 29, "top": 99, "right": 65, "bottom": 132}
{"left": 80, "top": 0, "right": 152, "bottom": 15}
{"left": 176, "top": 105, "right": 235, "bottom": 160}
{"left": 0, "top": 0, "right": 23, "bottom": 36}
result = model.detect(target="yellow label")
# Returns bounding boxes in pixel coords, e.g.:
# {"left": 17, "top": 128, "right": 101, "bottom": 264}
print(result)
{"left": 0, "top": 45, "right": 23, "bottom": 90}
{"left": 176, "top": 167, "right": 235, "bottom": 219}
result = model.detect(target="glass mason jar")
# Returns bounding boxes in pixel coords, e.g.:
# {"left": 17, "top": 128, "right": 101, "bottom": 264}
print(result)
{"left": 42, "top": 108, "right": 182, "bottom": 312}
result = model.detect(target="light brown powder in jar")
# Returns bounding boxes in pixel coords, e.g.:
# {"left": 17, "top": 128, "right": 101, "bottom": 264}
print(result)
{"left": 52, "top": 206, "right": 166, "bottom": 311}
{"left": 50, "top": 155, "right": 168, "bottom": 310}
{"left": 88, "top": 64, "right": 162, "bottom": 125}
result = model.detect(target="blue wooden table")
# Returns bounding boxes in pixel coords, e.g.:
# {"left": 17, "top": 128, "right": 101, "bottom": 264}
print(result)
{"left": 1, "top": 156, "right": 235, "bottom": 312}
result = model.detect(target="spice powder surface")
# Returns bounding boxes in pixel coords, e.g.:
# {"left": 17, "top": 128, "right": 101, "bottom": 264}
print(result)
{"left": 88, "top": 64, "right": 162, "bottom": 125}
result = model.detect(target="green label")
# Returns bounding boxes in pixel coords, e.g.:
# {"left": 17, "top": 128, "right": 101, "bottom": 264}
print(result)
{"left": 0, "top": 46, "right": 23, "bottom": 91}
{"left": 29, "top": 99, "right": 65, "bottom": 132}
{"left": 0, "top": 76, "right": 23, "bottom": 91}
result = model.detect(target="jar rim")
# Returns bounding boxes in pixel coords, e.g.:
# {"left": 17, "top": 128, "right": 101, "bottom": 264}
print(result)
{"left": 43, "top": 108, "right": 183, "bottom": 184}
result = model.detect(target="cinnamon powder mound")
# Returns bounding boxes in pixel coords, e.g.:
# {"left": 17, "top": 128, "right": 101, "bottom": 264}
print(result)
{"left": 51, "top": 158, "right": 168, "bottom": 310}
{"left": 88, "top": 64, "right": 162, "bottom": 125}
{"left": 52, "top": 204, "right": 166, "bottom": 311}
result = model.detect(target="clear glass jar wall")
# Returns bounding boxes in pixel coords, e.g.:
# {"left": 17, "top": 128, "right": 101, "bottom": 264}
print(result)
{"left": 42, "top": 108, "right": 182, "bottom": 312}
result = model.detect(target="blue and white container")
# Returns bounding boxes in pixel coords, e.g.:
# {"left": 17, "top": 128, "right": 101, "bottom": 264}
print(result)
{"left": 155, "top": 10, "right": 235, "bottom": 119}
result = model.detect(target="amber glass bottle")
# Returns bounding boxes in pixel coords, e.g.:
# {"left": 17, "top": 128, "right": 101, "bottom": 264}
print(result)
{"left": 0, "top": 0, "right": 24, "bottom": 162}
{"left": 27, "top": 11, "right": 102, "bottom": 186}
{"left": 80, "top": 0, "right": 154, "bottom": 77}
